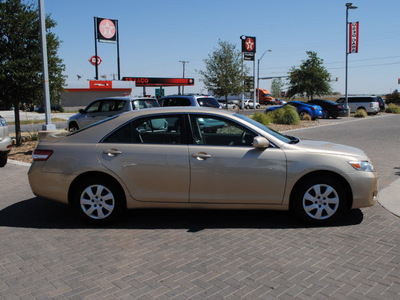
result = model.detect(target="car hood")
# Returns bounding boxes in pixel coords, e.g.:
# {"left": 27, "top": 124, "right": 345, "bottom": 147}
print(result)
{"left": 297, "top": 140, "right": 367, "bottom": 159}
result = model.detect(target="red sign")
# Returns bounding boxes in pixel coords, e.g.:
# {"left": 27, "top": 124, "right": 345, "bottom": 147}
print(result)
{"left": 96, "top": 18, "right": 117, "bottom": 43}
{"left": 349, "top": 22, "right": 359, "bottom": 54}
{"left": 241, "top": 36, "right": 256, "bottom": 53}
{"left": 245, "top": 38, "right": 255, "bottom": 51}
{"left": 122, "top": 77, "right": 195, "bottom": 87}
{"left": 89, "top": 80, "right": 112, "bottom": 89}
{"left": 89, "top": 56, "right": 102, "bottom": 66}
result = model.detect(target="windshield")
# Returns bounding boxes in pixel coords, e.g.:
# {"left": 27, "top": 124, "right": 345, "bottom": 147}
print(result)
{"left": 197, "top": 97, "right": 221, "bottom": 108}
{"left": 234, "top": 114, "right": 293, "bottom": 144}
{"left": 68, "top": 115, "right": 119, "bottom": 136}
{"left": 132, "top": 99, "right": 160, "bottom": 109}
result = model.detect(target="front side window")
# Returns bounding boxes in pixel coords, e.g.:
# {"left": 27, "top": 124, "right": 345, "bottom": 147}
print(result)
{"left": 189, "top": 114, "right": 256, "bottom": 146}
{"left": 103, "top": 115, "right": 183, "bottom": 144}
{"left": 85, "top": 101, "right": 101, "bottom": 113}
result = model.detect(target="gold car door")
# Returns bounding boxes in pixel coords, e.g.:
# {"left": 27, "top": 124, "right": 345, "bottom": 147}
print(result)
{"left": 188, "top": 114, "right": 286, "bottom": 204}
{"left": 97, "top": 115, "right": 190, "bottom": 203}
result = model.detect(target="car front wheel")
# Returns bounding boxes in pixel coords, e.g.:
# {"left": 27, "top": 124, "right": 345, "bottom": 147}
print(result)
{"left": 0, "top": 153, "right": 8, "bottom": 167}
{"left": 322, "top": 110, "right": 330, "bottom": 119}
{"left": 69, "top": 122, "right": 79, "bottom": 132}
{"left": 72, "top": 176, "right": 126, "bottom": 224}
{"left": 292, "top": 176, "right": 347, "bottom": 225}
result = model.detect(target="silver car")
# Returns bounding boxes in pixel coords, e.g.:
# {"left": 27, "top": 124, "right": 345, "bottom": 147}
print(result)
{"left": 0, "top": 115, "right": 12, "bottom": 167}
{"left": 68, "top": 96, "right": 159, "bottom": 131}
{"left": 29, "top": 107, "right": 377, "bottom": 225}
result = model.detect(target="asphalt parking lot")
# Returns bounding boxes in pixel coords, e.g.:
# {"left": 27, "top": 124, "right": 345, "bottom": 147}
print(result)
{"left": 1, "top": 113, "right": 400, "bottom": 299}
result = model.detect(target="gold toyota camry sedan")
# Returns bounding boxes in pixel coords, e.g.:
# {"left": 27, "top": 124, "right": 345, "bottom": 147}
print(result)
{"left": 28, "top": 107, "right": 378, "bottom": 225}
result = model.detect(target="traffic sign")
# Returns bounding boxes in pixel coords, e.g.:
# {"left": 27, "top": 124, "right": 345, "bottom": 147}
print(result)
{"left": 89, "top": 56, "right": 102, "bottom": 66}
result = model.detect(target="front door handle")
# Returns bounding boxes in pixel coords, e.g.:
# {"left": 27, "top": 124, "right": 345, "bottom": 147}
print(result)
{"left": 103, "top": 149, "right": 122, "bottom": 157}
{"left": 191, "top": 152, "right": 212, "bottom": 160}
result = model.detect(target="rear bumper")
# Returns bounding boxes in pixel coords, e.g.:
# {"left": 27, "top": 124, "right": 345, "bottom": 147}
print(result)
{"left": 0, "top": 136, "right": 12, "bottom": 152}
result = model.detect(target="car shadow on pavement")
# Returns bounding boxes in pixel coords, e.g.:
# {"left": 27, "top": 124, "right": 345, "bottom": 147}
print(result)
{"left": 0, "top": 197, "right": 364, "bottom": 231}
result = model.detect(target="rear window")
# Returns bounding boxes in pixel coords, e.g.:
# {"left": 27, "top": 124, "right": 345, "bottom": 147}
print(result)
{"left": 197, "top": 97, "right": 220, "bottom": 108}
{"left": 132, "top": 99, "right": 160, "bottom": 109}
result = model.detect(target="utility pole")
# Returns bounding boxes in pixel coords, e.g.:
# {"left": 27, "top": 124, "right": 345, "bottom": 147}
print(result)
{"left": 179, "top": 60, "right": 189, "bottom": 94}
{"left": 39, "top": 0, "right": 56, "bottom": 131}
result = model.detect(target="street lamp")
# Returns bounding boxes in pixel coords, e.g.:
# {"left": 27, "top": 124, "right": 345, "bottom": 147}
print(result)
{"left": 179, "top": 60, "right": 189, "bottom": 94}
{"left": 345, "top": 3, "right": 358, "bottom": 116}
{"left": 257, "top": 49, "right": 272, "bottom": 103}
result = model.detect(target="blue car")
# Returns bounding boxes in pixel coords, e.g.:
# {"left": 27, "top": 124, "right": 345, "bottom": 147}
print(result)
{"left": 265, "top": 101, "right": 323, "bottom": 120}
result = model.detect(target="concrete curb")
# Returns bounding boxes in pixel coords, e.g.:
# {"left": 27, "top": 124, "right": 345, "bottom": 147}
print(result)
{"left": 378, "top": 177, "right": 400, "bottom": 218}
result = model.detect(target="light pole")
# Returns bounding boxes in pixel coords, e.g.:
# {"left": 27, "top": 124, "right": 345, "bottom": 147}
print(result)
{"left": 257, "top": 49, "right": 271, "bottom": 103}
{"left": 179, "top": 60, "right": 189, "bottom": 94}
{"left": 345, "top": 3, "right": 357, "bottom": 117}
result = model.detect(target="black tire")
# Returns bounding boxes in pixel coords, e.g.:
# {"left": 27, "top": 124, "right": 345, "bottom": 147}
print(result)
{"left": 0, "top": 153, "right": 7, "bottom": 167}
{"left": 292, "top": 175, "right": 347, "bottom": 225}
{"left": 299, "top": 111, "right": 308, "bottom": 120}
{"left": 72, "top": 176, "right": 126, "bottom": 224}
{"left": 322, "top": 110, "right": 330, "bottom": 119}
{"left": 69, "top": 122, "right": 79, "bottom": 132}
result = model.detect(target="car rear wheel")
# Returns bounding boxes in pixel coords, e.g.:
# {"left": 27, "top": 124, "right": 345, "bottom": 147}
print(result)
{"left": 292, "top": 175, "right": 347, "bottom": 225}
{"left": 72, "top": 176, "right": 126, "bottom": 224}
{"left": 0, "top": 153, "right": 7, "bottom": 167}
{"left": 299, "top": 111, "right": 308, "bottom": 120}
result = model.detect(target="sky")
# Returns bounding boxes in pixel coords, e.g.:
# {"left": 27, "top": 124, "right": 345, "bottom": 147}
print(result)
{"left": 43, "top": 0, "right": 400, "bottom": 97}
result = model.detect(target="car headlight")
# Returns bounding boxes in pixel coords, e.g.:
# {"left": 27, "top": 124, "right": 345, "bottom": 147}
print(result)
{"left": 348, "top": 161, "right": 375, "bottom": 172}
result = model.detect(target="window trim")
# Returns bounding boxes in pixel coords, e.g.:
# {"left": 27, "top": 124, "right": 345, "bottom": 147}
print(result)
{"left": 100, "top": 112, "right": 189, "bottom": 145}
{"left": 186, "top": 113, "right": 262, "bottom": 147}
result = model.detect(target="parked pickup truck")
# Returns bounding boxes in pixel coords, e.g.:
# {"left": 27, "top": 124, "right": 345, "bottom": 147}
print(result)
{"left": 0, "top": 115, "right": 12, "bottom": 167}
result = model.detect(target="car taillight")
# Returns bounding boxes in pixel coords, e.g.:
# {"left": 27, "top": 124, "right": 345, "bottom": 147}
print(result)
{"left": 312, "top": 107, "right": 317, "bottom": 110}
{"left": 33, "top": 149, "right": 53, "bottom": 161}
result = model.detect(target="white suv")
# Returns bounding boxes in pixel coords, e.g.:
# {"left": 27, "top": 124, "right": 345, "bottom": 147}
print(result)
{"left": 0, "top": 115, "right": 12, "bottom": 167}
{"left": 336, "top": 96, "right": 380, "bottom": 114}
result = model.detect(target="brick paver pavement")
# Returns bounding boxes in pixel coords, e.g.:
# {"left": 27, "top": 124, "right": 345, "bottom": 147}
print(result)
{"left": 1, "top": 114, "right": 399, "bottom": 299}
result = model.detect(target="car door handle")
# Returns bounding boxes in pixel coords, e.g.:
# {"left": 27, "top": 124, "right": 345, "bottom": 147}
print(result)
{"left": 103, "top": 149, "right": 122, "bottom": 157}
{"left": 191, "top": 152, "right": 212, "bottom": 160}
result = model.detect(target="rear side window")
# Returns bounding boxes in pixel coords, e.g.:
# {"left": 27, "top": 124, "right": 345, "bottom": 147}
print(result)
{"left": 102, "top": 115, "right": 184, "bottom": 144}
{"left": 197, "top": 97, "right": 220, "bottom": 108}
{"left": 159, "top": 98, "right": 191, "bottom": 107}
{"left": 348, "top": 97, "right": 377, "bottom": 103}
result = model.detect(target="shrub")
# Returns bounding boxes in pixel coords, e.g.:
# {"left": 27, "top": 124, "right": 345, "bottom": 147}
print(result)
{"left": 270, "top": 105, "right": 300, "bottom": 125}
{"left": 354, "top": 109, "right": 367, "bottom": 118}
{"left": 385, "top": 91, "right": 400, "bottom": 105}
{"left": 251, "top": 112, "right": 271, "bottom": 126}
{"left": 385, "top": 103, "right": 400, "bottom": 114}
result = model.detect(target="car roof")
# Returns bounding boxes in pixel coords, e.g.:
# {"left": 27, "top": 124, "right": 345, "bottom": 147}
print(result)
{"left": 92, "top": 96, "right": 157, "bottom": 101}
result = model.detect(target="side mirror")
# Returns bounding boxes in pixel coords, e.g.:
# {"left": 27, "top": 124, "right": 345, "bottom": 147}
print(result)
{"left": 253, "top": 136, "right": 270, "bottom": 149}
{"left": 79, "top": 109, "right": 85, "bottom": 114}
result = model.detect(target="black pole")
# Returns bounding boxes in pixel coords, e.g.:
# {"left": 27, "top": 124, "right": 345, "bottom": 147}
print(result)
{"left": 116, "top": 20, "right": 121, "bottom": 80}
{"left": 94, "top": 17, "right": 98, "bottom": 80}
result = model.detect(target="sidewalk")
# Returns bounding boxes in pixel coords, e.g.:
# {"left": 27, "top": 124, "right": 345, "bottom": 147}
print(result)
{"left": 0, "top": 110, "right": 74, "bottom": 122}
{"left": 378, "top": 177, "right": 400, "bottom": 217}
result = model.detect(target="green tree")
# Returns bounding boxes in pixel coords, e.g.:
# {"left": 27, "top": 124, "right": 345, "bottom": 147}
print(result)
{"left": 271, "top": 78, "right": 284, "bottom": 98}
{"left": 0, "top": 0, "right": 65, "bottom": 145}
{"left": 385, "top": 91, "right": 400, "bottom": 105}
{"left": 286, "top": 51, "right": 331, "bottom": 100}
{"left": 198, "top": 40, "right": 249, "bottom": 107}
